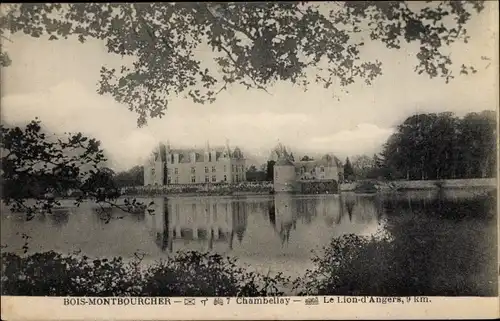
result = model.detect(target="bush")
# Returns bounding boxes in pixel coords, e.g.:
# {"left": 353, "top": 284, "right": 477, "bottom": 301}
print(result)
{"left": 1, "top": 251, "right": 289, "bottom": 297}
{"left": 353, "top": 181, "right": 378, "bottom": 193}
{"left": 1, "top": 251, "right": 138, "bottom": 296}
{"left": 293, "top": 233, "right": 395, "bottom": 296}
{"left": 293, "top": 204, "right": 497, "bottom": 297}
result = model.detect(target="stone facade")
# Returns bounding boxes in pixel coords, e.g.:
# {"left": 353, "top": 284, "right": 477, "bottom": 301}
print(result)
{"left": 272, "top": 145, "right": 344, "bottom": 193}
{"left": 144, "top": 142, "right": 246, "bottom": 186}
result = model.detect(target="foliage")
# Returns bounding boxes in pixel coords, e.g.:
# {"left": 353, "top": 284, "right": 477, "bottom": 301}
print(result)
{"left": 266, "top": 160, "right": 276, "bottom": 182}
{"left": 121, "top": 181, "right": 273, "bottom": 196}
{"left": 1, "top": 251, "right": 137, "bottom": 296}
{"left": 1, "top": 250, "right": 289, "bottom": 297}
{"left": 0, "top": 119, "right": 152, "bottom": 219}
{"left": 300, "top": 155, "right": 314, "bottom": 161}
{"left": 351, "top": 110, "right": 497, "bottom": 181}
{"left": 0, "top": 2, "right": 487, "bottom": 126}
{"left": 294, "top": 194, "right": 497, "bottom": 296}
{"left": 353, "top": 181, "right": 378, "bottom": 193}
{"left": 142, "top": 251, "right": 289, "bottom": 297}
{"left": 293, "top": 233, "right": 395, "bottom": 296}
{"left": 351, "top": 154, "right": 396, "bottom": 180}
{"left": 351, "top": 154, "right": 375, "bottom": 178}
{"left": 1, "top": 119, "right": 102, "bottom": 213}
{"left": 343, "top": 157, "right": 354, "bottom": 180}
{"left": 382, "top": 110, "right": 497, "bottom": 180}
{"left": 246, "top": 165, "right": 267, "bottom": 182}
{"left": 113, "top": 165, "right": 144, "bottom": 188}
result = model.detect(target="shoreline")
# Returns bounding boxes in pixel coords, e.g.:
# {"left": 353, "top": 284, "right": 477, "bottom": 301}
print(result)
{"left": 2, "top": 178, "right": 495, "bottom": 205}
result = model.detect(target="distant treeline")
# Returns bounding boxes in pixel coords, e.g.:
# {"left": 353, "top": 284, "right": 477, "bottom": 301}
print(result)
{"left": 113, "top": 165, "right": 144, "bottom": 188}
{"left": 347, "top": 110, "right": 497, "bottom": 181}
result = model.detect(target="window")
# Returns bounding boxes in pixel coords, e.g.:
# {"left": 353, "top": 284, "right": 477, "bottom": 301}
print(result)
{"left": 224, "top": 175, "right": 227, "bottom": 182}
{"left": 321, "top": 166, "right": 325, "bottom": 173}
{"left": 191, "top": 167, "right": 196, "bottom": 174}
{"left": 151, "top": 168, "right": 155, "bottom": 175}
{"left": 209, "top": 153, "right": 212, "bottom": 162}
{"left": 212, "top": 166, "right": 216, "bottom": 172}
{"left": 171, "top": 154, "right": 174, "bottom": 163}
{"left": 205, "top": 176, "right": 209, "bottom": 183}
{"left": 224, "top": 165, "right": 227, "bottom": 172}
{"left": 205, "top": 166, "right": 208, "bottom": 173}
{"left": 175, "top": 177, "right": 179, "bottom": 184}
{"left": 167, "top": 177, "right": 171, "bottom": 184}
{"left": 174, "top": 168, "right": 178, "bottom": 174}
{"left": 236, "top": 174, "right": 239, "bottom": 182}
{"left": 212, "top": 175, "right": 216, "bottom": 182}
{"left": 191, "top": 176, "right": 196, "bottom": 183}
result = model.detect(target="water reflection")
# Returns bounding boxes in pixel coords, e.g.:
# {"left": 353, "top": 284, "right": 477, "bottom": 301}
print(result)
{"left": 144, "top": 194, "right": 381, "bottom": 254}
{"left": 146, "top": 198, "right": 249, "bottom": 253}
{"left": 2, "top": 190, "right": 492, "bottom": 279}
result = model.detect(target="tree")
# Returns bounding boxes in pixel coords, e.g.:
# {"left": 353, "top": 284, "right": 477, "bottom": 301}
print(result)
{"left": 381, "top": 111, "right": 496, "bottom": 181}
{"left": 0, "top": 2, "right": 488, "bottom": 126}
{"left": 246, "top": 165, "right": 266, "bottom": 182}
{"left": 266, "top": 160, "right": 276, "bottom": 182}
{"left": 458, "top": 111, "right": 497, "bottom": 178}
{"left": 351, "top": 155, "right": 375, "bottom": 179}
{"left": 113, "top": 165, "right": 144, "bottom": 188}
{"left": 0, "top": 119, "right": 150, "bottom": 219}
{"left": 343, "top": 157, "right": 355, "bottom": 181}
{"left": 372, "top": 154, "right": 384, "bottom": 169}
{"left": 301, "top": 156, "right": 313, "bottom": 161}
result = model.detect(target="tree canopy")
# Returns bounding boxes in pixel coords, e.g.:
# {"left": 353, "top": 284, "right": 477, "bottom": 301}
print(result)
{"left": 381, "top": 110, "right": 496, "bottom": 180}
{"left": 343, "top": 157, "right": 355, "bottom": 180}
{"left": 0, "top": 2, "right": 487, "bottom": 126}
{"left": 113, "top": 165, "right": 144, "bottom": 188}
{"left": 0, "top": 120, "right": 149, "bottom": 219}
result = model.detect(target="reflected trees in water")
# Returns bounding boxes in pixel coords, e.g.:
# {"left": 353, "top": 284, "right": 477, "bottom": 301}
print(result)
{"left": 294, "top": 193, "right": 497, "bottom": 296}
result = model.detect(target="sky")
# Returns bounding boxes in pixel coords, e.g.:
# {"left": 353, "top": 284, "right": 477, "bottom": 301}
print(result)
{"left": 1, "top": 3, "right": 498, "bottom": 171}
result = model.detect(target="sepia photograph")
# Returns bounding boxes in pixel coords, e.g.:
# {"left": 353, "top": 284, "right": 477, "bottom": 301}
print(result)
{"left": 0, "top": 1, "right": 498, "bottom": 320}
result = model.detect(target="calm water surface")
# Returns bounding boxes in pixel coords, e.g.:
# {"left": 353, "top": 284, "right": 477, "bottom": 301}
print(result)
{"left": 1, "top": 189, "right": 496, "bottom": 279}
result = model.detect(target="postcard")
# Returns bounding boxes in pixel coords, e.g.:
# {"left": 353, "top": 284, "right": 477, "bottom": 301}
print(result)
{"left": 1, "top": 2, "right": 498, "bottom": 320}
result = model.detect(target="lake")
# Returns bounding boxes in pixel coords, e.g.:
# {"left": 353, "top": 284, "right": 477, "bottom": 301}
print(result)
{"left": 1, "top": 188, "right": 497, "bottom": 295}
